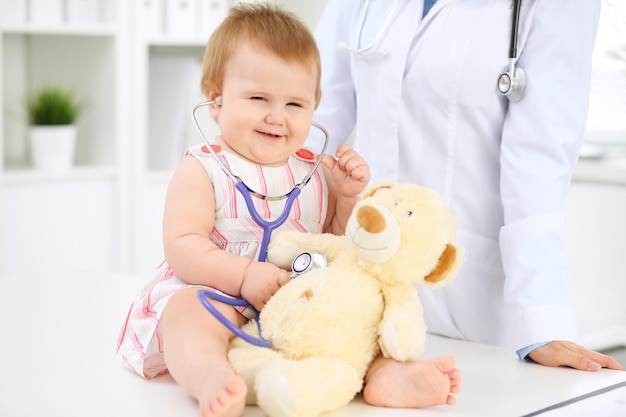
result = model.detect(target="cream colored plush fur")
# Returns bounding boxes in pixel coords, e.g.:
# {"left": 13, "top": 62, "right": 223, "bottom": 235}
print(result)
{"left": 228, "top": 182, "right": 464, "bottom": 417}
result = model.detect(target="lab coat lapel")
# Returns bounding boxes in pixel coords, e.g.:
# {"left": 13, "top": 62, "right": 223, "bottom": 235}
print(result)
{"left": 351, "top": 0, "right": 422, "bottom": 181}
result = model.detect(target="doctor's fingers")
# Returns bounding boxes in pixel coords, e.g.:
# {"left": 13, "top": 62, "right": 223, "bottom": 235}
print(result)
{"left": 529, "top": 341, "right": 624, "bottom": 372}
{"left": 576, "top": 346, "right": 624, "bottom": 371}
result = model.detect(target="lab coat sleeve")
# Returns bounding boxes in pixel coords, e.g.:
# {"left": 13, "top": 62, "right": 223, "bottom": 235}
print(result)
{"left": 498, "top": 0, "right": 601, "bottom": 349}
{"left": 313, "top": 0, "right": 358, "bottom": 152}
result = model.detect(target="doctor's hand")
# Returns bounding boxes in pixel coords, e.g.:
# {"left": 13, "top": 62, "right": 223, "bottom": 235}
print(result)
{"left": 528, "top": 341, "right": 624, "bottom": 371}
{"left": 321, "top": 144, "right": 370, "bottom": 198}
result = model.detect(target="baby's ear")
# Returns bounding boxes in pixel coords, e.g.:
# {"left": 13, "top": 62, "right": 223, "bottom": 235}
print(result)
{"left": 423, "top": 244, "right": 463, "bottom": 286}
{"left": 202, "top": 81, "right": 222, "bottom": 117}
{"left": 202, "top": 80, "right": 220, "bottom": 99}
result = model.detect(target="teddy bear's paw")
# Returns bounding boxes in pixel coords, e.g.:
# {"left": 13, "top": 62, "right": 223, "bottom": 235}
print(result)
{"left": 255, "top": 358, "right": 360, "bottom": 417}
{"left": 380, "top": 310, "right": 425, "bottom": 361}
{"left": 256, "top": 367, "right": 327, "bottom": 417}
{"left": 255, "top": 367, "right": 297, "bottom": 417}
{"left": 267, "top": 239, "right": 302, "bottom": 270}
{"left": 229, "top": 341, "right": 284, "bottom": 405}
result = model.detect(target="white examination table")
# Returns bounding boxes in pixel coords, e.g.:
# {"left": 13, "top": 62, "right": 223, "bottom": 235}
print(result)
{"left": 1, "top": 271, "right": 624, "bottom": 417}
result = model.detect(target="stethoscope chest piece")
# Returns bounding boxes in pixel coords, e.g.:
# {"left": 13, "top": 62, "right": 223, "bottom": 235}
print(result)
{"left": 497, "top": 66, "right": 526, "bottom": 102}
{"left": 291, "top": 252, "right": 327, "bottom": 277}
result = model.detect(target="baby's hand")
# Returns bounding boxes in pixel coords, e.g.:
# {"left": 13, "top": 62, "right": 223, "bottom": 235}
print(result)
{"left": 321, "top": 144, "right": 370, "bottom": 197}
{"left": 240, "top": 261, "right": 291, "bottom": 311}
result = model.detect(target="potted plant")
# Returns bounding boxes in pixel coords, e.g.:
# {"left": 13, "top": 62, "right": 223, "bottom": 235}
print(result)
{"left": 27, "top": 86, "right": 85, "bottom": 171}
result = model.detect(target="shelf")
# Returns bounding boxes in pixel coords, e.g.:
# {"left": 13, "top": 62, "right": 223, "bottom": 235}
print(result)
{"left": 573, "top": 156, "right": 626, "bottom": 186}
{"left": 146, "top": 36, "right": 209, "bottom": 47}
{"left": 0, "top": 24, "right": 118, "bottom": 37}
{"left": 1, "top": 165, "right": 118, "bottom": 185}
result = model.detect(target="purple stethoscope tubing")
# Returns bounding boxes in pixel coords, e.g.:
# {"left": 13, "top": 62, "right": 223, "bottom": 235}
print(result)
{"left": 196, "top": 185, "right": 301, "bottom": 349}
{"left": 190, "top": 99, "right": 329, "bottom": 348}
{"left": 197, "top": 290, "right": 272, "bottom": 348}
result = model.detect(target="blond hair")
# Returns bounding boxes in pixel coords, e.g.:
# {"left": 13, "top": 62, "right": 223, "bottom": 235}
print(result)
{"left": 201, "top": 2, "right": 321, "bottom": 106}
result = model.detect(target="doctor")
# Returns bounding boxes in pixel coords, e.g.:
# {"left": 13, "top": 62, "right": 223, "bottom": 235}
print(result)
{"left": 314, "top": 0, "right": 624, "bottom": 408}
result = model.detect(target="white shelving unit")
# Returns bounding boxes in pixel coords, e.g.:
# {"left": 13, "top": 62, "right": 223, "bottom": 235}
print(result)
{"left": 0, "top": 0, "right": 130, "bottom": 276}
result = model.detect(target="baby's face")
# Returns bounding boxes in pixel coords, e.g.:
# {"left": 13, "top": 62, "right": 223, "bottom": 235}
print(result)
{"left": 213, "top": 41, "right": 318, "bottom": 167}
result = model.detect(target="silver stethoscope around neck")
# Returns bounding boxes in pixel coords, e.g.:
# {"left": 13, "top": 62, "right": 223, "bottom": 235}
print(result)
{"left": 340, "top": 0, "right": 527, "bottom": 102}
{"left": 192, "top": 98, "right": 331, "bottom": 348}
{"left": 337, "top": 0, "right": 401, "bottom": 57}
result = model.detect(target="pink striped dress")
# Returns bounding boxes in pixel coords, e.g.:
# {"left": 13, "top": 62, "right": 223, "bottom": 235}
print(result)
{"left": 116, "top": 144, "right": 328, "bottom": 378}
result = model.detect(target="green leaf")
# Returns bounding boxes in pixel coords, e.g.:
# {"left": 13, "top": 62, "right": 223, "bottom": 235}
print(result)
{"left": 27, "top": 86, "right": 86, "bottom": 125}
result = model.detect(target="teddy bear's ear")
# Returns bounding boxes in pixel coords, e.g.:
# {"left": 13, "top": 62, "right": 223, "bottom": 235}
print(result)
{"left": 361, "top": 181, "right": 394, "bottom": 199}
{"left": 424, "top": 244, "right": 461, "bottom": 285}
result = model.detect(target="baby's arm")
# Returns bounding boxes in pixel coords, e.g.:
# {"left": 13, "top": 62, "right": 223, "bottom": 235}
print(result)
{"left": 163, "top": 155, "right": 290, "bottom": 310}
{"left": 321, "top": 144, "right": 370, "bottom": 235}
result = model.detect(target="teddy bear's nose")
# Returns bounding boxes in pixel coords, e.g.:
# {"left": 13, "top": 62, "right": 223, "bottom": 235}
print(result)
{"left": 357, "top": 205, "right": 386, "bottom": 233}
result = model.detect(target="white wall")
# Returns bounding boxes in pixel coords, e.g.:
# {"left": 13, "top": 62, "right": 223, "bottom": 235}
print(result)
{"left": 274, "top": 0, "right": 327, "bottom": 30}
{"left": 565, "top": 181, "right": 626, "bottom": 350}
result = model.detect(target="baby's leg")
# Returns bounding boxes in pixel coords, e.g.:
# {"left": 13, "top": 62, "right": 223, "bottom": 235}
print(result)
{"left": 161, "top": 287, "right": 248, "bottom": 417}
{"left": 363, "top": 355, "right": 461, "bottom": 408}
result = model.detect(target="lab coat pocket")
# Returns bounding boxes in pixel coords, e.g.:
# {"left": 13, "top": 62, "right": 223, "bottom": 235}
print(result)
{"left": 420, "top": 2, "right": 513, "bottom": 108}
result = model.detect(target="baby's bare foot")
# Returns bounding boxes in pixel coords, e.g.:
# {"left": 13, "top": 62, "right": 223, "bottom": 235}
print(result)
{"left": 199, "top": 374, "right": 247, "bottom": 417}
{"left": 363, "top": 355, "right": 461, "bottom": 408}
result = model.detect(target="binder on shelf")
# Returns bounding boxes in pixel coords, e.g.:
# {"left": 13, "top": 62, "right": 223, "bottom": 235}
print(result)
{"left": 140, "top": 0, "right": 163, "bottom": 37}
{"left": 148, "top": 56, "right": 199, "bottom": 170}
{"left": 165, "top": 0, "right": 196, "bottom": 37}
{"left": 196, "top": 0, "right": 229, "bottom": 39}
{"left": 28, "top": 0, "right": 64, "bottom": 25}
{"left": 1, "top": 0, "right": 26, "bottom": 25}
{"left": 67, "top": 0, "right": 101, "bottom": 25}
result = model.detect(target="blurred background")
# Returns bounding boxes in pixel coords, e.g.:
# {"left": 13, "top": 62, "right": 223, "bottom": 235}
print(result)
{"left": 0, "top": 0, "right": 624, "bottom": 361}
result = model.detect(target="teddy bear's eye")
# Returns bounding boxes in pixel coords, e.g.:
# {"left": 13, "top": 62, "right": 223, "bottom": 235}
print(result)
{"left": 407, "top": 211, "right": 413, "bottom": 217}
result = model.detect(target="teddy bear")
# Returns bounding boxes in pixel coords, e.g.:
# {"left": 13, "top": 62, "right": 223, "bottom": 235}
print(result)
{"left": 228, "top": 181, "right": 464, "bottom": 417}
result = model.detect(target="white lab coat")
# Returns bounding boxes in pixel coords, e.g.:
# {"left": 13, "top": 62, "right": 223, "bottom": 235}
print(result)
{"left": 313, "top": 0, "right": 601, "bottom": 351}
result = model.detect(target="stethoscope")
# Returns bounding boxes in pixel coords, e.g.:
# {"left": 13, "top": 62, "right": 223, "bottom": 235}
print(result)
{"left": 197, "top": 251, "right": 327, "bottom": 348}
{"left": 340, "top": 0, "right": 527, "bottom": 102}
{"left": 190, "top": 98, "right": 330, "bottom": 347}
{"left": 497, "top": 0, "right": 526, "bottom": 102}
{"left": 337, "top": 0, "right": 401, "bottom": 57}
{"left": 190, "top": 97, "right": 329, "bottom": 262}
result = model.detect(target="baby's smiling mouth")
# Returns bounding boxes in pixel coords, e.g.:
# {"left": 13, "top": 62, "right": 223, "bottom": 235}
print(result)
{"left": 257, "top": 130, "right": 285, "bottom": 140}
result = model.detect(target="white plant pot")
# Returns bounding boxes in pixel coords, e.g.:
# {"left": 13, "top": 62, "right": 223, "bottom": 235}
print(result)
{"left": 29, "top": 125, "right": 77, "bottom": 171}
